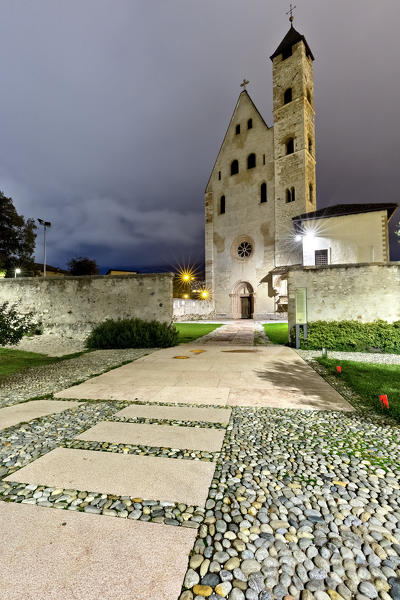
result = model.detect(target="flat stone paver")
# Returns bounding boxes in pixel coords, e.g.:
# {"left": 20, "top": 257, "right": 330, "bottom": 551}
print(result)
{"left": 5, "top": 447, "right": 215, "bottom": 507}
{"left": 55, "top": 345, "right": 352, "bottom": 411}
{"left": 115, "top": 404, "right": 231, "bottom": 424}
{"left": 0, "top": 399, "right": 81, "bottom": 431}
{"left": 0, "top": 501, "right": 196, "bottom": 600}
{"left": 190, "top": 320, "right": 255, "bottom": 345}
{"left": 76, "top": 421, "right": 225, "bottom": 451}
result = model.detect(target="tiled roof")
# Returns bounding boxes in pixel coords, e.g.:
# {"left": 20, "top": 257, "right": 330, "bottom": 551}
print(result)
{"left": 293, "top": 203, "right": 398, "bottom": 230}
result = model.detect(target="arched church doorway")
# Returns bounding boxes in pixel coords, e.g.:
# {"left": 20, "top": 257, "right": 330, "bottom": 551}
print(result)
{"left": 230, "top": 281, "right": 254, "bottom": 319}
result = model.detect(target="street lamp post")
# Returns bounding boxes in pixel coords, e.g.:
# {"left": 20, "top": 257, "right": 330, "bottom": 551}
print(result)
{"left": 14, "top": 268, "right": 21, "bottom": 278}
{"left": 38, "top": 218, "right": 51, "bottom": 279}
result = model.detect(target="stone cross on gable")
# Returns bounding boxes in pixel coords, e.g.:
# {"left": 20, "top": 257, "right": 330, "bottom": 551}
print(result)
{"left": 240, "top": 78, "right": 249, "bottom": 90}
{"left": 286, "top": 3, "right": 296, "bottom": 23}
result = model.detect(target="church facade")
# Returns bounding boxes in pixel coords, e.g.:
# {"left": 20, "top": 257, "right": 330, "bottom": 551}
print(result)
{"left": 205, "top": 23, "right": 317, "bottom": 319}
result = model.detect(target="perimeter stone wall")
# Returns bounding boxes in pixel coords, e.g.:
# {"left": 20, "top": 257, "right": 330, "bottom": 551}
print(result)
{"left": 287, "top": 262, "right": 400, "bottom": 332}
{"left": 173, "top": 299, "right": 215, "bottom": 321}
{"left": 0, "top": 274, "right": 173, "bottom": 334}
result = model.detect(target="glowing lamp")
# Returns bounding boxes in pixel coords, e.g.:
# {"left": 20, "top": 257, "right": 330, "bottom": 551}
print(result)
{"left": 305, "top": 230, "right": 316, "bottom": 239}
{"left": 295, "top": 235, "right": 302, "bottom": 242}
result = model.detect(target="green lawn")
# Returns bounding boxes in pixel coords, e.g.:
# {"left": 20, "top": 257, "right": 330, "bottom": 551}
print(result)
{"left": 0, "top": 348, "right": 85, "bottom": 381}
{"left": 174, "top": 323, "right": 223, "bottom": 344}
{"left": 263, "top": 323, "right": 288, "bottom": 345}
{"left": 317, "top": 357, "right": 400, "bottom": 421}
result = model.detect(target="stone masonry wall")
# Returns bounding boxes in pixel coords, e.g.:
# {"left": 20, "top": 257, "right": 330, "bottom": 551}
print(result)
{"left": 0, "top": 274, "right": 173, "bottom": 334}
{"left": 173, "top": 299, "right": 215, "bottom": 321}
{"left": 287, "top": 263, "right": 400, "bottom": 332}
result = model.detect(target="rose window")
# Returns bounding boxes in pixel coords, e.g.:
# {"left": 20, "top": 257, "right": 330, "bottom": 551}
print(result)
{"left": 237, "top": 241, "right": 253, "bottom": 258}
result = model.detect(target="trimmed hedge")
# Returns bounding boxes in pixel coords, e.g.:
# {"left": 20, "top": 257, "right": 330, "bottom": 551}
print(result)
{"left": 85, "top": 318, "right": 179, "bottom": 349}
{"left": 290, "top": 320, "right": 400, "bottom": 354}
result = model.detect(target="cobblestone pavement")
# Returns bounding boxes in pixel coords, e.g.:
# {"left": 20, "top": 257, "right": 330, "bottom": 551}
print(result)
{"left": 1, "top": 326, "right": 400, "bottom": 599}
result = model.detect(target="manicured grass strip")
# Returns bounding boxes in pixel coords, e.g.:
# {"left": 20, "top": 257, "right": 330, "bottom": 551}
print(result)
{"left": 0, "top": 348, "right": 86, "bottom": 380}
{"left": 263, "top": 323, "right": 288, "bottom": 345}
{"left": 174, "top": 323, "right": 223, "bottom": 343}
{"left": 317, "top": 357, "right": 400, "bottom": 421}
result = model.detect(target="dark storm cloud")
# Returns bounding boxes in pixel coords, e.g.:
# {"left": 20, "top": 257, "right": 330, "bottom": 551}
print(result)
{"left": 1, "top": 0, "right": 399, "bottom": 270}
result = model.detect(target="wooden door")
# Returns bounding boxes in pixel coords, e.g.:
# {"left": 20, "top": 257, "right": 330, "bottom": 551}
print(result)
{"left": 241, "top": 297, "right": 251, "bottom": 319}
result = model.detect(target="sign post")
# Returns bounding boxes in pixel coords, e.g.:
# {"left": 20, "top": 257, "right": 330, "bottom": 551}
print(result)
{"left": 295, "top": 288, "right": 308, "bottom": 349}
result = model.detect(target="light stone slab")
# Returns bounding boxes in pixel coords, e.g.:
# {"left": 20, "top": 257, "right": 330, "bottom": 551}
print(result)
{"left": 76, "top": 421, "right": 225, "bottom": 452}
{"left": 5, "top": 447, "right": 215, "bottom": 507}
{"left": 228, "top": 387, "right": 353, "bottom": 411}
{"left": 115, "top": 403, "right": 231, "bottom": 424}
{"left": 0, "top": 501, "right": 196, "bottom": 600}
{"left": 0, "top": 400, "right": 80, "bottom": 431}
{"left": 154, "top": 386, "right": 230, "bottom": 406}
{"left": 54, "top": 344, "right": 352, "bottom": 412}
{"left": 55, "top": 384, "right": 163, "bottom": 401}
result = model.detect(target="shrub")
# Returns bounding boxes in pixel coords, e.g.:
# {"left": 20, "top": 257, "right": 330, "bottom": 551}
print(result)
{"left": 85, "top": 318, "right": 179, "bottom": 349}
{"left": 290, "top": 320, "right": 400, "bottom": 354}
{"left": 0, "top": 302, "right": 36, "bottom": 345}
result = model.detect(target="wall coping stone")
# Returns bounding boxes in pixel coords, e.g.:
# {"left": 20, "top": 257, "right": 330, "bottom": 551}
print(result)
{"left": 287, "top": 261, "right": 400, "bottom": 272}
{"left": 0, "top": 273, "right": 174, "bottom": 284}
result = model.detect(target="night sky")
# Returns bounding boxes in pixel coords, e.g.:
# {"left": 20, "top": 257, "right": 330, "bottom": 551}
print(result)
{"left": 1, "top": 0, "right": 399, "bottom": 272}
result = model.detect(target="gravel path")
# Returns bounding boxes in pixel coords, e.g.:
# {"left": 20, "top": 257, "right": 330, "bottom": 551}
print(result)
{"left": 297, "top": 349, "right": 400, "bottom": 365}
{"left": 5, "top": 333, "right": 87, "bottom": 356}
{"left": 0, "top": 348, "right": 151, "bottom": 409}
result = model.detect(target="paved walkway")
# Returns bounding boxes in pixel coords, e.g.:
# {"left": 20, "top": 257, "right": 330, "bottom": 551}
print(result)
{"left": 1, "top": 322, "right": 399, "bottom": 600}
{"left": 198, "top": 320, "right": 255, "bottom": 345}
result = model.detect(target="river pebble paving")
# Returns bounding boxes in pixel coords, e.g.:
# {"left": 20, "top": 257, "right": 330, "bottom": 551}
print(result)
{"left": 178, "top": 407, "right": 400, "bottom": 600}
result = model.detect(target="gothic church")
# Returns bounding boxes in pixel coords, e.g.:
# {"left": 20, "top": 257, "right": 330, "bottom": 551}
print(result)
{"left": 205, "top": 21, "right": 316, "bottom": 319}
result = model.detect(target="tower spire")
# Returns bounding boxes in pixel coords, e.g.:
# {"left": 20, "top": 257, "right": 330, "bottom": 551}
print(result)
{"left": 286, "top": 3, "right": 296, "bottom": 25}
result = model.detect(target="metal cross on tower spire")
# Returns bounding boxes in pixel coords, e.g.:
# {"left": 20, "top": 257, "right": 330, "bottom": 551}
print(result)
{"left": 286, "top": 3, "right": 296, "bottom": 23}
{"left": 240, "top": 78, "right": 249, "bottom": 90}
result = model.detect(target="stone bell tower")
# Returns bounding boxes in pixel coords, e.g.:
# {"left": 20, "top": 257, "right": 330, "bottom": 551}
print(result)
{"left": 271, "top": 19, "right": 316, "bottom": 266}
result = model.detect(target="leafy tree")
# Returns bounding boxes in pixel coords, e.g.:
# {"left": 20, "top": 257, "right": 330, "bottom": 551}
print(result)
{"left": 68, "top": 256, "right": 99, "bottom": 276}
{"left": 0, "top": 302, "right": 35, "bottom": 345}
{"left": 0, "top": 191, "right": 37, "bottom": 277}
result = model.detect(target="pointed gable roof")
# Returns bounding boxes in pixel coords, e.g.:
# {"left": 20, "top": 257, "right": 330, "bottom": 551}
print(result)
{"left": 270, "top": 25, "right": 314, "bottom": 61}
{"left": 205, "top": 90, "right": 270, "bottom": 192}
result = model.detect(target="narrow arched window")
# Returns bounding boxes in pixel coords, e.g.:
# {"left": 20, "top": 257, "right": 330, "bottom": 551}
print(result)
{"left": 247, "top": 153, "right": 256, "bottom": 169}
{"left": 260, "top": 183, "right": 267, "bottom": 204}
{"left": 218, "top": 170, "right": 221, "bottom": 180}
{"left": 235, "top": 124, "right": 240, "bottom": 135}
{"left": 220, "top": 195, "right": 226, "bottom": 214}
{"left": 286, "top": 187, "right": 295, "bottom": 203}
{"left": 284, "top": 88, "right": 292, "bottom": 104}
{"left": 308, "top": 137, "right": 313, "bottom": 153}
{"left": 247, "top": 118, "right": 253, "bottom": 129}
{"left": 307, "top": 89, "right": 312, "bottom": 104}
{"left": 286, "top": 138, "right": 294, "bottom": 155}
{"left": 231, "top": 159, "right": 239, "bottom": 175}
{"left": 309, "top": 184, "right": 313, "bottom": 203}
